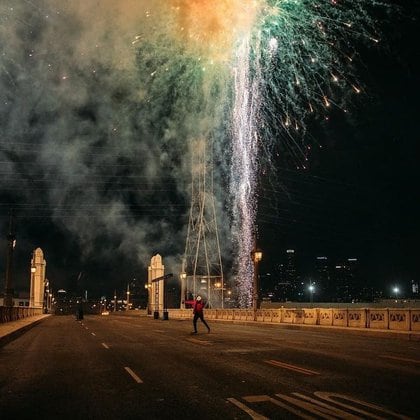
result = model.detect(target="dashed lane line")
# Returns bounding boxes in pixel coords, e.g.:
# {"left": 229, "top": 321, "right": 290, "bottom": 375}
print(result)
{"left": 101, "top": 342, "right": 110, "bottom": 349}
{"left": 91, "top": 332, "right": 96, "bottom": 336}
{"left": 186, "top": 337, "right": 212, "bottom": 346}
{"left": 265, "top": 360, "right": 320, "bottom": 376}
{"left": 379, "top": 355, "right": 420, "bottom": 365}
{"left": 124, "top": 367, "right": 143, "bottom": 384}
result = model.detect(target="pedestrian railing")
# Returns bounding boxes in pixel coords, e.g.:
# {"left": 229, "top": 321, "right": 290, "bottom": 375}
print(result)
{"left": 168, "top": 308, "right": 420, "bottom": 332}
{"left": 0, "top": 306, "right": 43, "bottom": 323}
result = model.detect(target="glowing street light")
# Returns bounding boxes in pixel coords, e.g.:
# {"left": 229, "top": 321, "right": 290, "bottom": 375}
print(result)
{"left": 180, "top": 272, "right": 187, "bottom": 309}
{"left": 393, "top": 286, "right": 400, "bottom": 300}
{"left": 251, "top": 248, "right": 263, "bottom": 315}
{"left": 308, "top": 282, "right": 315, "bottom": 304}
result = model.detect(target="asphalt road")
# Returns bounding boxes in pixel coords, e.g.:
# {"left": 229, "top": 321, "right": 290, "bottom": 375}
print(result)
{"left": 0, "top": 314, "right": 418, "bottom": 419}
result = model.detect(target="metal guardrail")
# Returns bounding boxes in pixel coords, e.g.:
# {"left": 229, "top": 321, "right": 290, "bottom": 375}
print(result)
{"left": 168, "top": 308, "right": 420, "bottom": 332}
{"left": 0, "top": 306, "right": 43, "bottom": 323}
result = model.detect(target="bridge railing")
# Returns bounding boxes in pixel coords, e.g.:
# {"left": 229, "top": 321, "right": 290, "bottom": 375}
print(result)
{"left": 168, "top": 308, "right": 420, "bottom": 332}
{"left": 0, "top": 306, "right": 44, "bottom": 324}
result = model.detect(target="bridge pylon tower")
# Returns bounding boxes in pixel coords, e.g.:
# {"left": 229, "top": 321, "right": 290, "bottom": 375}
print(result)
{"left": 180, "top": 138, "right": 224, "bottom": 309}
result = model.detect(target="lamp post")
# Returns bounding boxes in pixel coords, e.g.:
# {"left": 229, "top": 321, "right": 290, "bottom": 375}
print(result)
{"left": 251, "top": 248, "right": 263, "bottom": 317}
{"left": 308, "top": 283, "right": 315, "bottom": 305}
{"left": 393, "top": 286, "right": 399, "bottom": 301}
{"left": 180, "top": 272, "right": 187, "bottom": 309}
{"left": 144, "top": 283, "right": 151, "bottom": 314}
{"left": 30, "top": 266, "right": 36, "bottom": 307}
{"left": 4, "top": 213, "right": 16, "bottom": 307}
{"left": 126, "top": 283, "right": 130, "bottom": 311}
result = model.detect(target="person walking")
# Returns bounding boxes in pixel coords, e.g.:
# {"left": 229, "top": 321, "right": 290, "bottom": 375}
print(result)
{"left": 192, "top": 295, "right": 210, "bottom": 334}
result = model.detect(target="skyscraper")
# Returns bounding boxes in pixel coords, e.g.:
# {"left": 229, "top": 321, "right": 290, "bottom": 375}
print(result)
{"left": 315, "top": 256, "right": 331, "bottom": 301}
{"left": 333, "top": 258, "right": 359, "bottom": 302}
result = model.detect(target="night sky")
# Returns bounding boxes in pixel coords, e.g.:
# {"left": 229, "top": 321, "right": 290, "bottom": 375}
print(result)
{"left": 258, "top": 3, "right": 419, "bottom": 292}
{"left": 1, "top": 1, "right": 419, "bottom": 299}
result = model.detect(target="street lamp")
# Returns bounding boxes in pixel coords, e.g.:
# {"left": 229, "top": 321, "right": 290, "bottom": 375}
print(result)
{"left": 180, "top": 272, "right": 187, "bottom": 309}
{"left": 144, "top": 283, "right": 152, "bottom": 314}
{"left": 393, "top": 286, "right": 399, "bottom": 300}
{"left": 251, "top": 248, "right": 263, "bottom": 315}
{"left": 308, "top": 283, "right": 315, "bottom": 304}
{"left": 126, "top": 283, "right": 130, "bottom": 310}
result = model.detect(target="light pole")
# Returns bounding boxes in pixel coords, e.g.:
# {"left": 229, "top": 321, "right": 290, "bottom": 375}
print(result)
{"left": 393, "top": 286, "right": 399, "bottom": 300}
{"left": 4, "top": 212, "right": 16, "bottom": 307}
{"left": 251, "top": 248, "right": 263, "bottom": 317}
{"left": 308, "top": 283, "right": 315, "bottom": 305}
{"left": 144, "top": 283, "right": 151, "bottom": 314}
{"left": 180, "top": 272, "right": 187, "bottom": 309}
{"left": 126, "top": 283, "right": 130, "bottom": 310}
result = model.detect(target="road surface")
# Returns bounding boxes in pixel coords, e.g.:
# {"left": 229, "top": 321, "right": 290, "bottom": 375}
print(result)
{"left": 0, "top": 314, "right": 418, "bottom": 419}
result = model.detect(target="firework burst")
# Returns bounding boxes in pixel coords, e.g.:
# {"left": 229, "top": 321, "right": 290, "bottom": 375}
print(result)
{"left": 136, "top": 0, "right": 388, "bottom": 307}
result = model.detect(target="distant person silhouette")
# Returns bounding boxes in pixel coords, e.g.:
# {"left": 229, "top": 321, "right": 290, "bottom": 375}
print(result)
{"left": 192, "top": 296, "right": 210, "bottom": 334}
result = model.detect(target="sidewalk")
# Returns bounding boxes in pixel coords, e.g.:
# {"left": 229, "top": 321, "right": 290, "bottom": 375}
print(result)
{"left": 0, "top": 314, "right": 51, "bottom": 347}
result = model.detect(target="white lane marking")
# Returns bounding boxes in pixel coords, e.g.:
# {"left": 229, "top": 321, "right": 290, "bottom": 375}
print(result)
{"left": 124, "top": 367, "right": 143, "bottom": 384}
{"left": 186, "top": 338, "right": 212, "bottom": 346}
{"left": 379, "top": 355, "right": 420, "bottom": 365}
{"left": 243, "top": 395, "right": 314, "bottom": 420}
{"left": 101, "top": 343, "right": 109, "bottom": 349}
{"left": 91, "top": 332, "right": 96, "bottom": 336}
{"left": 265, "top": 360, "right": 320, "bottom": 376}
{"left": 227, "top": 398, "right": 269, "bottom": 420}
{"left": 314, "top": 392, "right": 412, "bottom": 420}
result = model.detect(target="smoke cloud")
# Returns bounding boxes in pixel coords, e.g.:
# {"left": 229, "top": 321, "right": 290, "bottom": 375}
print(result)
{"left": 0, "top": 0, "right": 232, "bottom": 293}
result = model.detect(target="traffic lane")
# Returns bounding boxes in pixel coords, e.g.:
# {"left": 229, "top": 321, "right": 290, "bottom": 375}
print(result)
{"left": 0, "top": 316, "right": 165, "bottom": 419}
{"left": 80, "top": 316, "right": 418, "bottom": 418}
{"left": 74, "top": 316, "right": 257, "bottom": 419}
{"left": 82, "top": 315, "right": 420, "bottom": 388}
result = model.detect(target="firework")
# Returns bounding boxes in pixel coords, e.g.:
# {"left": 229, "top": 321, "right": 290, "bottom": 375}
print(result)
{"left": 137, "top": 0, "right": 386, "bottom": 307}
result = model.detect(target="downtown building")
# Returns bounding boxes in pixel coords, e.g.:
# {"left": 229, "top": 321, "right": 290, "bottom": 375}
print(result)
{"left": 274, "top": 249, "right": 301, "bottom": 301}
{"left": 331, "top": 258, "right": 360, "bottom": 302}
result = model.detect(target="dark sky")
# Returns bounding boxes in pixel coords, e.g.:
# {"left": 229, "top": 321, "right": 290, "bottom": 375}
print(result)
{"left": 1, "top": 1, "right": 419, "bottom": 298}
{"left": 258, "top": 3, "right": 420, "bottom": 291}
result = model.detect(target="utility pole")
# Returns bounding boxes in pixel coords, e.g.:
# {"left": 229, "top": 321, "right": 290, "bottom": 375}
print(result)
{"left": 3, "top": 211, "right": 16, "bottom": 307}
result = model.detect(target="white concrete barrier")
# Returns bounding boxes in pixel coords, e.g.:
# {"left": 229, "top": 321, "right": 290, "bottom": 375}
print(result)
{"left": 388, "top": 309, "right": 410, "bottom": 331}
{"left": 303, "top": 308, "right": 318, "bottom": 325}
{"left": 368, "top": 309, "right": 389, "bottom": 329}
{"left": 283, "top": 309, "right": 294, "bottom": 323}
{"left": 166, "top": 307, "right": 419, "bottom": 332}
{"left": 293, "top": 309, "right": 304, "bottom": 324}
{"left": 332, "top": 309, "right": 348, "bottom": 327}
{"left": 411, "top": 310, "right": 420, "bottom": 331}
{"left": 271, "top": 309, "right": 282, "bottom": 323}
{"left": 348, "top": 309, "right": 367, "bottom": 328}
{"left": 319, "top": 309, "right": 333, "bottom": 326}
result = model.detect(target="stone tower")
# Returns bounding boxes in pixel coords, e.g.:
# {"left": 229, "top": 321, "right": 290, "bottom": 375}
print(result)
{"left": 29, "top": 248, "right": 46, "bottom": 308}
{"left": 147, "top": 254, "right": 164, "bottom": 316}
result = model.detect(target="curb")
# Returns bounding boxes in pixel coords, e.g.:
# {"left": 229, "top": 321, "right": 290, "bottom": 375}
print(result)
{"left": 0, "top": 316, "right": 50, "bottom": 348}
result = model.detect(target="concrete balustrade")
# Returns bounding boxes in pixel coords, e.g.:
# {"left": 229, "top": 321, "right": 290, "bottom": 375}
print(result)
{"left": 368, "top": 309, "right": 389, "bottom": 329}
{"left": 319, "top": 309, "right": 333, "bottom": 326}
{"left": 411, "top": 310, "right": 420, "bottom": 331}
{"left": 303, "top": 308, "right": 318, "bottom": 325}
{"left": 167, "top": 307, "right": 420, "bottom": 333}
{"left": 348, "top": 309, "right": 367, "bottom": 328}
{"left": 0, "top": 306, "right": 43, "bottom": 323}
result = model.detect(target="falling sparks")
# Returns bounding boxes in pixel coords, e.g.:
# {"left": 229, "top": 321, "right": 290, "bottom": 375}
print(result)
{"left": 134, "top": 0, "right": 386, "bottom": 307}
